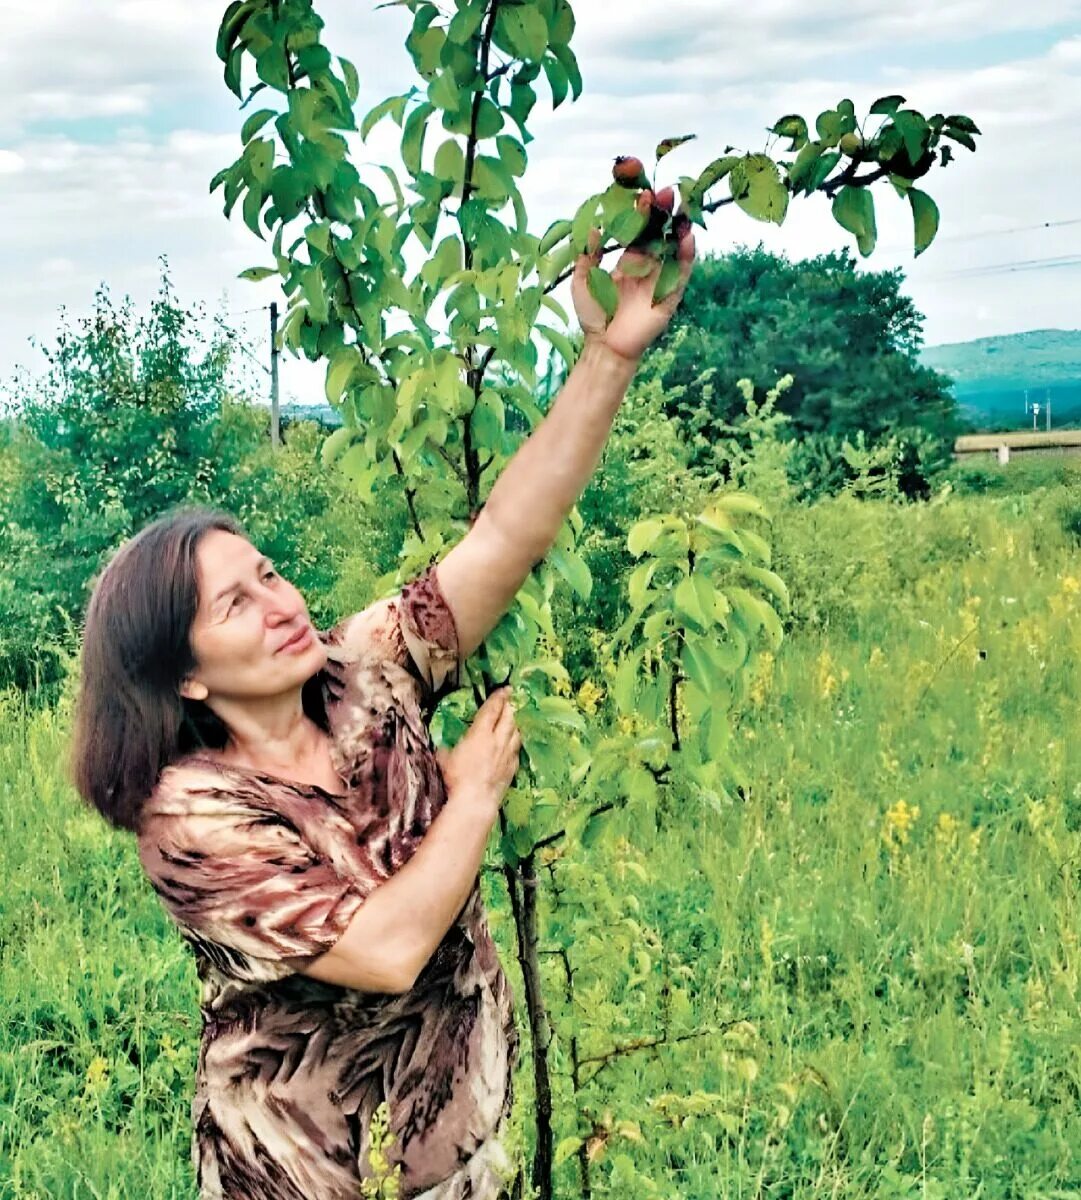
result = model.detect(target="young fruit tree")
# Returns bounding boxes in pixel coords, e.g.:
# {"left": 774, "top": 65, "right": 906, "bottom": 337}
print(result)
{"left": 211, "top": 1, "right": 981, "bottom": 1195}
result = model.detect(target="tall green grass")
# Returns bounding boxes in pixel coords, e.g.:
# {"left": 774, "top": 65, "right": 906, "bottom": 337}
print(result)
{"left": 2, "top": 483, "right": 1078, "bottom": 1198}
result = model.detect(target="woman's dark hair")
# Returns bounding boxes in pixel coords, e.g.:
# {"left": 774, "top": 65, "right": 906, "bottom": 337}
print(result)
{"left": 69, "top": 505, "right": 328, "bottom": 834}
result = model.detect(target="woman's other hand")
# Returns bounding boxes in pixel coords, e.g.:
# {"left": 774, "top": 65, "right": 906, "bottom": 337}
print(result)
{"left": 571, "top": 218, "right": 696, "bottom": 365}
{"left": 434, "top": 686, "right": 522, "bottom": 817}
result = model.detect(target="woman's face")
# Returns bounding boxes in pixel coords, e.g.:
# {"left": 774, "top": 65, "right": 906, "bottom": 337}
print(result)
{"left": 179, "top": 529, "right": 327, "bottom": 705}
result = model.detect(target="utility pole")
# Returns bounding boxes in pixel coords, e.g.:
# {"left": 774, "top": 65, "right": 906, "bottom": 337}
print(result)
{"left": 270, "top": 301, "right": 280, "bottom": 449}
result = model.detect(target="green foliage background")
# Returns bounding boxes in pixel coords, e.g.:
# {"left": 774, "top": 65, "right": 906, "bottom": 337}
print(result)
{"left": 2, "top": 461, "right": 1080, "bottom": 1198}
{"left": 1, "top": 278, "right": 1079, "bottom": 1197}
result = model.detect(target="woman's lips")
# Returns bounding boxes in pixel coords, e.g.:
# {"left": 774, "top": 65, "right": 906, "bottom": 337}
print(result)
{"left": 277, "top": 625, "right": 313, "bottom": 653}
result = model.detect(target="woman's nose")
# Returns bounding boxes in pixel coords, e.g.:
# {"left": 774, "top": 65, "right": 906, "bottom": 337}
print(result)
{"left": 261, "top": 585, "right": 302, "bottom": 622}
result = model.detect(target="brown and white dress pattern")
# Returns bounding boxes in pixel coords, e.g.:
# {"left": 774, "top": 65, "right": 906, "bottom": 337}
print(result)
{"left": 137, "top": 564, "right": 520, "bottom": 1199}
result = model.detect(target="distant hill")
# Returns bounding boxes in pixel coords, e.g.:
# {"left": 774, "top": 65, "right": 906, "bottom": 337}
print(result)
{"left": 273, "top": 332, "right": 1081, "bottom": 437}
{"left": 918, "top": 329, "right": 1081, "bottom": 431}
{"left": 280, "top": 401, "right": 342, "bottom": 429}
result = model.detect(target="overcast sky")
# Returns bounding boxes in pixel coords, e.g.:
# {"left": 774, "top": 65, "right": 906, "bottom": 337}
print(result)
{"left": 3, "top": 1, "right": 1080, "bottom": 408}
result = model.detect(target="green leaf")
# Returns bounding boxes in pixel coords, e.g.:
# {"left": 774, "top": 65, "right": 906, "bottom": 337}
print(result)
{"left": 542, "top": 56, "right": 568, "bottom": 108}
{"left": 339, "top": 57, "right": 360, "bottom": 104}
{"left": 674, "top": 575, "right": 707, "bottom": 627}
{"left": 628, "top": 560, "right": 658, "bottom": 608}
{"left": 224, "top": 42, "right": 244, "bottom": 99}
{"left": 680, "top": 638, "right": 715, "bottom": 696}
{"left": 656, "top": 134, "right": 696, "bottom": 160}
{"left": 501, "top": 6, "right": 549, "bottom": 60}
{"left": 378, "top": 163, "right": 406, "bottom": 215}
{"left": 770, "top": 115, "right": 808, "bottom": 150}
{"left": 586, "top": 267, "right": 618, "bottom": 321}
{"left": 942, "top": 127, "right": 977, "bottom": 152}
{"left": 536, "top": 324, "right": 577, "bottom": 372}
{"left": 448, "top": 0, "right": 486, "bottom": 44}
{"left": 325, "top": 352, "right": 358, "bottom": 405}
{"left": 628, "top": 518, "right": 666, "bottom": 557}
{"left": 552, "top": 44, "right": 582, "bottom": 100}
{"left": 433, "top": 138, "right": 465, "bottom": 188}
{"left": 729, "top": 154, "right": 789, "bottom": 225}
{"left": 944, "top": 113, "right": 981, "bottom": 135}
{"left": 738, "top": 564, "right": 790, "bottom": 611}
{"left": 608, "top": 208, "right": 648, "bottom": 246}
{"left": 870, "top": 94, "right": 906, "bottom": 116}
{"left": 831, "top": 184, "right": 877, "bottom": 256}
{"left": 739, "top": 528, "right": 771, "bottom": 565}
{"left": 652, "top": 258, "right": 683, "bottom": 304}
{"left": 908, "top": 187, "right": 939, "bottom": 257}
{"left": 471, "top": 389, "right": 506, "bottom": 447}
{"left": 238, "top": 265, "right": 277, "bottom": 282}
{"left": 429, "top": 69, "right": 461, "bottom": 112}
{"left": 244, "top": 135, "right": 274, "bottom": 186}
{"left": 537, "top": 218, "right": 572, "bottom": 255}
{"left": 216, "top": 0, "right": 253, "bottom": 62}
{"left": 241, "top": 108, "right": 276, "bottom": 143}
{"left": 695, "top": 155, "right": 740, "bottom": 195}
{"left": 536, "top": 695, "right": 586, "bottom": 732}
{"left": 361, "top": 93, "right": 408, "bottom": 141}
{"left": 549, "top": 546, "right": 592, "bottom": 600}
{"left": 497, "top": 134, "right": 527, "bottom": 177}
{"left": 711, "top": 492, "right": 769, "bottom": 519}
{"left": 320, "top": 426, "right": 353, "bottom": 469}
{"left": 613, "top": 649, "right": 642, "bottom": 714}
{"left": 555, "top": 1137, "right": 584, "bottom": 1167}
{"left": 241, "top": 185, "right": 266, "bottom": 240}
{"left": 302, "top": 265, "right": 328, "bottom": 323}
{"left": 401, "top": 101, "right": 434, "bottom": 174}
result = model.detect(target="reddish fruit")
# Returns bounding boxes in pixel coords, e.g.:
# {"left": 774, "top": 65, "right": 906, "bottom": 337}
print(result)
{"left": 613, "top": 155, "right": 648, "bottom": 188}
{"left": 635, "top": 188, "right": 654, "bottom": 216}
{"left": 671, "top": 213, "right": 692, "bottom": 243}
{"left": 653, "top": 186, "right": 675, "bottom": 213}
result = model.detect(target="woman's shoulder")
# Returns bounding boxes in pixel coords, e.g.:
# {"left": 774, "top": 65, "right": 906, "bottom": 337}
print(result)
{"left": 317, "top": 597, "right": 399, "bottom": 665}
{"left": 139, "top": 754, "right": 262, "bottom": 833}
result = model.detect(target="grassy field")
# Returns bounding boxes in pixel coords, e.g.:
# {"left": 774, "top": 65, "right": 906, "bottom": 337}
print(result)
{"left": 1, "top": 469, "right": 1079, "bottom": 1198}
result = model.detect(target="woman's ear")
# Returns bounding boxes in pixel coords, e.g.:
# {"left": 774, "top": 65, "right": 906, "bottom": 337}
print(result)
{"left": 180, "top": 678, "right": 209, "bottom": 702}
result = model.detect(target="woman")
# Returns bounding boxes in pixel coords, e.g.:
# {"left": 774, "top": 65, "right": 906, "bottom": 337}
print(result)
{"left": 69, "top": 224, "right": 695, "bottom": 1200}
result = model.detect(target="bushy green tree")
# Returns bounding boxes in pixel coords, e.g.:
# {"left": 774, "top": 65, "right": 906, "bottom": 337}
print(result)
{"left": 0, "top": 266, "right": 356, "bottom": 696}
{"left": 638, "top": 244, "right": 961, "bottom": 494}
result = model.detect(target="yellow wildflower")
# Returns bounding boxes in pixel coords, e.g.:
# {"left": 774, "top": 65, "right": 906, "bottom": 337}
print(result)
{"left": 883, "top": 799, "right": 920, "bottom": 848}
{"left": 934, "top": 811, "right": 960, "bottom": 850}
{"left": 815, "top": 648, "right": 848, "bottom": 700}
{"left": 576, "top": 679, "right": 605, "bottom": 715}
{"left": 749, "top": 651, "right": 775, "bottom": 707}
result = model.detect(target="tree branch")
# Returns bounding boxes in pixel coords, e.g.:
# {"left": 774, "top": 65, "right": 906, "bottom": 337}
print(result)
{"left": 579, "top": 1025, "right": 724, "bottom": 1087}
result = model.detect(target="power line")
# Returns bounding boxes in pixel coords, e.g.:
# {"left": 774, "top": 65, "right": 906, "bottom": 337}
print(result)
{"left": 212, "top": 313, "right": 271, "bottom": 377}
{"left": 925, "top": 253, "right": 1081, "bottom": 281}
{"left": 950, "top": 254, "right": 1081, "bottom": 276}
{"left": 934, "top": 216, "right": 1081, "bottom": 244}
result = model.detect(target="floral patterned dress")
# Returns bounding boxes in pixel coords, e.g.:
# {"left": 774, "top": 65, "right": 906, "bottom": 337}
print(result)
{"left": 137, "top": 564, "right": 520, "bottom": 1200}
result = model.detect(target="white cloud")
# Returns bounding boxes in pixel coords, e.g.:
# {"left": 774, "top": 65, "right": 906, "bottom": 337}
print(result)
{"left": 2, "top": 0, "right": 1080, "bottom": 394}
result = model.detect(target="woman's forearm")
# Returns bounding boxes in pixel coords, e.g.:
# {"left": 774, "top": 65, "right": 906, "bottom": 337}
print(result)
{"left": 482, "top": 337, "right": 639, "bottom": 557}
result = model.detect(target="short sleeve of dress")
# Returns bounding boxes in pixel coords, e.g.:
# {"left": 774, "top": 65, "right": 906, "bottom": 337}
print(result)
{"left": 137, "top": 793, "right": 367, "bottom": 981}
{"left": 327, "top": 561, "right": 463, "bottom": 708}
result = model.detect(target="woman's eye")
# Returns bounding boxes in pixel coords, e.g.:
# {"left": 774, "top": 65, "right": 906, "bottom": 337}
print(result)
{"left": 263, "top": 570, "right": 276, "bottom": 581}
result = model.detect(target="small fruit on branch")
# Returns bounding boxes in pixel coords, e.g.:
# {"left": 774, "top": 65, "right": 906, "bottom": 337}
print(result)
{"left": 613, "top": 155, "right": 651, "bottom": 189}
{"left": 627, "top": 187, "right": 674, "bottom": 250}
{"left": 653, "top": 186, "right": 675, "bottom": 213}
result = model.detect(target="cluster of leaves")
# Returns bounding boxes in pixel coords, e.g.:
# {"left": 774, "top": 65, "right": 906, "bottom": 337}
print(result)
{"left": 631, "top": 244, "right": 963, "bottom": 497}
{"left": 0, "top": 266, "right": 357, "bottom": 697}
{"left": 207, "top": 2, "right": 983, "bottom": 1195}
